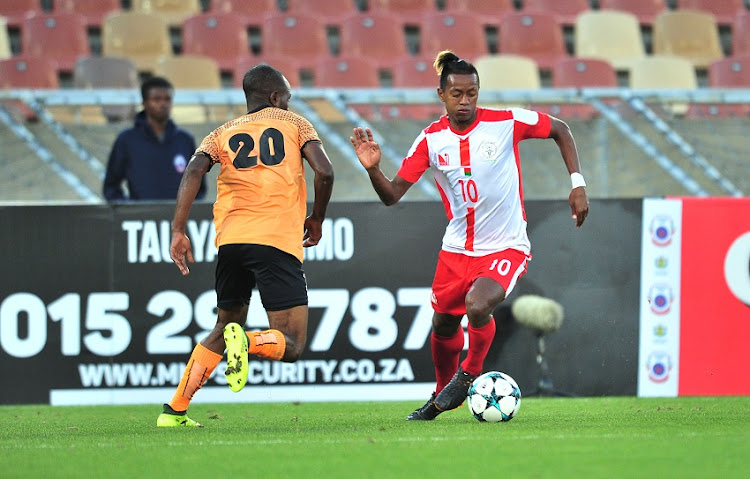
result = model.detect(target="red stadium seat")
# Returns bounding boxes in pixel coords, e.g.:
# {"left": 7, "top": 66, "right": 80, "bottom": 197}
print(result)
{"left": 420, "top": 11, "right": 489, "bottom": 60}
{"left": 522, "top": 0, "right": 591, "bottom": 27}
{"left": 688, "top": 57, "right": 750, "bottom": 116}
{"left": 261, "top": 13, "right": 330, "bottom": 67}
{"left": 0, "top": 56, "right": 59, "bottom": 88}
{"left": 314, "top": 56, "right": 380, "bottom": 87}
{"left": 733, "top": 11, "right": 750, "bottom": 56}
{"left": 339, "top": 12, "right": 410, "bottom": 63}
{"left": 182, "top": 13, "right": 250, "bottom": 72}
{"left": 442, "top": 0, "right": 514, "bottom": 22}
{"left": 285, "top": 0, "right": 359, "bottom": 23}
{"left": 676, "top": 0, "right": 746, "bottom": 26}
{"left": 553, "top": 57, "right": 618, "bottom": 87}
{"left": 391, "top": 55, "right": 438, "bottom": 87}
{"left": 598, "top": 0, "right": 668, "bottom": 26}
{"left": 709, "top": 55, "right": 750, "bottom": 86}
{"left": 210, "top": 0, "right": 279, "bottom": 17}
{"left": 21, "top": 13, "right": 90, "bottom": 72}
{"left": 234, "top": 55, "right": 303, "bottom": 89}
{"left": 550, "top": 58, "right": 618, "bottom": 119}
{"left": 54, "top": 0, "right": 121, "bottom": 28}
{"left": 389, "top": 55, "right": 445, "bottom": 120}
{"left": 0, "top": 0, "right": 44, "bottom": 28}
{"left": 370, "top": 0, "right": 437, "bottom": 15}
{"left": 498, "top": 12, "right": 568, "bottom": 71}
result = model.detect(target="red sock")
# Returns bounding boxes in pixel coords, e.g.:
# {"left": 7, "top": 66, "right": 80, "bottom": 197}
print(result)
{"left": 432, "top": 329, "right": 465, "bottom": 395}
{"left": 461, "top": 316, "right": 496, "bottom": 376}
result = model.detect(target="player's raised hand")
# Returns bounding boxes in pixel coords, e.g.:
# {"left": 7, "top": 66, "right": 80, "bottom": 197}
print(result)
{"left": 569, "top": 187, "right": 589, "bottom": 227}
{"left": 350, "top": 127, "right": 382, "bottom": 170}
{"left": 170, "top": 232, "right": 194, "bottom": 275}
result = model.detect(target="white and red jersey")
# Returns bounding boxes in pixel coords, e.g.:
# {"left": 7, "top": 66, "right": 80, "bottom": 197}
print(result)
{"left": 398, "top": 107, "right": 551, "bottom": 256}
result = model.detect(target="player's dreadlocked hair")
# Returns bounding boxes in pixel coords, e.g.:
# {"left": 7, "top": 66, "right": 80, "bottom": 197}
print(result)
{"left": 242, "top": 63, "right": 287, "bottom": 103}
{"left": 433, "top": 50, "right": 479, "bottom": 90}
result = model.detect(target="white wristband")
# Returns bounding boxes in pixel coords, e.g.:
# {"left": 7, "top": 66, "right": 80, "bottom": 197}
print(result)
{"left": 570, "top": 172, "right": 586, "bottom": 189}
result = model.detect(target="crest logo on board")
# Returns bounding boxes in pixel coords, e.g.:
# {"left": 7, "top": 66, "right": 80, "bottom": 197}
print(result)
{"left": 650, "top": 215, "right": 675, "bottom": 246}
{"left": 646, "top": 351, "right": 673, "bottom": 383}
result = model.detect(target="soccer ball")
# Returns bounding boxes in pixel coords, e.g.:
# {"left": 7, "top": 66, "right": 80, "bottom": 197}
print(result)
{"left": 467, "top": 371, "right": 522, "bottom": 422}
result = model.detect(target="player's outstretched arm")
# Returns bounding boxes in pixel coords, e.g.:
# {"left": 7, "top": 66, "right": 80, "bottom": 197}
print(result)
{"left": 350, "top": 127, "right": 412, "bottom": 206}
{"left": 302, "top": 141, "right": 334, "bottom": 247}
{"left": 548, "top": 116, "right": 589, "bottom": 227}
{"left": 170, "top": 153, "right": 211, "bottom": 275}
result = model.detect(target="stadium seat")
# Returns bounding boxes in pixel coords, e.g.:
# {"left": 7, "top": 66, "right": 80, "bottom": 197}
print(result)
{"left": 630, "top": 55, "right": 697, "bottom": 115}
{"left": 313, "top": 56, "right": 381, "bottom": 87}
{"left": 210, "top": 0, "right": 279, "bottom": 16}
{"left": 420, "top": 11, "right": 489, "bottom": 60}
{"left": 155, "top": 55, "right": 222, "bottom": 89}
{"left": 285, "top": 0, "right": 359, "bottom": 23}
{"left": 21, "top": 13, "right": 90, "bottom": 72}
{"left": 0, "top": 18, "right": 11, "bottom": 60}
{"left": 389, "top": 55, "right": 445, "bottom": 120}
{"left": 574, "top": 11, "right": 646, "bottom": 72}
{"left": 696, "top": 56, "right": 750, "bottom": 116}
{"left": 598, "top": 0, "right": 667, "bottom": 26}
{"left": 0, "top": 56, "right": 59, "bottom": 88}
{"left": 72, "top": 56, "right": 139, "bottom": 122}
{"left": 369, "top": 0, "right": 437, "bottom": 15}
{"left": 131, "top": 0, "right": 203, "bottom": 28}
{"left": 498, "top": 12, "right": 568, "bottom": 71}
{"left": 652, "top": 10, "right": 723, "bottom": 68}
{"left": 261, "top": 13, "right": 329, "bottom": 68}
{"left": 474, "top": 54, "right": 541, "bottom": 89}
{"left": 709, "top": 56, "right": 750, "bottom": 86}
{"left": 339, "top": 12, "right": 409, "bottom": 63}
{"left": 102, "top": 12, "right": 172, "bottom": 73}
{"left": 733, "top": 11, "right": 750, "bottom": 57}
{"left": 156, "top": 55, "right": 224, "bottom": 123}
{"left": 442, "top": 0, "right": 514, "bottom": 22}
{"left": 550, "top": 58, "right": 617, "bottom": 119}
{"left": 522, "top": 0, "right": 591, "bottom": 27}
{"left": 54, "top": 0, "right": 121, "bottom": 28}
{"left": 0, "top": 0, "right": 43, "bottom": 28}
{"left": 676, "top": 0, "right": 745, "bottom": 26}
{"left": 553, "top": 58, "right": 618, "bottom": 88}
{"left": 234, "top": 55, "right": 303, "bottom": 89}
{"left": 182, "top": 12, "right": 250, "bottom": 72}
{"left": 630, "top": 55, "right": 698, "bottom": 89}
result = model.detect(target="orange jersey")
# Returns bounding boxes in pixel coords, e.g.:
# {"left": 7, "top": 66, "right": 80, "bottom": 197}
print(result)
{"left": 196, "top": 107, "right": 320, "bottom": 262}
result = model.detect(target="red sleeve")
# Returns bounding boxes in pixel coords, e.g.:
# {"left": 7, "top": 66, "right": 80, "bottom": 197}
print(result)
{"left": 512, "top": 109, "right": 552, "bottom": 144}
{"left": 397, "top": 134, "right": 430, "bottom": 183}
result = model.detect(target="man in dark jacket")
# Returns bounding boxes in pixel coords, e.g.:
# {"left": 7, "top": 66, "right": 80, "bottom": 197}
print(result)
{"left": 103, "top": 76, "right": 206, "bottom": 201}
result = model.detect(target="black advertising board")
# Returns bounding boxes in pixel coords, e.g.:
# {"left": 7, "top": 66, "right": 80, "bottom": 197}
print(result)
{"left": 0, "top": 200, "right": 640, "bottom": 405}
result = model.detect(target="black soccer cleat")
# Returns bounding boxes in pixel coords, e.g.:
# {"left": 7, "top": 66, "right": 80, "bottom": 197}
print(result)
{"left": 405, "top": 392, "right": 441, "bottom": 421}
{"left": 434, "top": 366, "right": 477, "bottom": 412}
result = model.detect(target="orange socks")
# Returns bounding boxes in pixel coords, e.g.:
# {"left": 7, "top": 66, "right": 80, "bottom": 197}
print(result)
{"left": 169, "top": 343, "right": 222, "bottom": 412}
{"left": 245, "top": 329, "right": 286, "bottom": 361}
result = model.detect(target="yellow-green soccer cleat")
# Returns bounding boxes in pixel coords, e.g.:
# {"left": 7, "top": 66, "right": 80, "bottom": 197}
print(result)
{"left": 223, "top": 322, "right": 249, "bottom": 392}
{"left": 156, "top": 404, "right": 203, "bottom": 428}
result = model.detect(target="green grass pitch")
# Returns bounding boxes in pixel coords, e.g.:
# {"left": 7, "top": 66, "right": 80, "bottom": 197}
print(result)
{"left": 1, "top": 396, "right": 748, "bottom": 478}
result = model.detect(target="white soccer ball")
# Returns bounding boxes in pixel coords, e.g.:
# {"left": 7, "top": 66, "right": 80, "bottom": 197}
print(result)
{"left": 467, "top": 371, "right": 522, "bottom": 422}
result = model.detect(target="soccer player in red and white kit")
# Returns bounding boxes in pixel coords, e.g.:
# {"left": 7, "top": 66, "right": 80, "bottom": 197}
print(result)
{"left": 350, "top": 50, "right": 589, "bottom": 420}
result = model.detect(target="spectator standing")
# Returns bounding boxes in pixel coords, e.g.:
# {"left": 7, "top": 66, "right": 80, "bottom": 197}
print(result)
{"left": 103, "top": 76, "right": 206, "bottom": 201}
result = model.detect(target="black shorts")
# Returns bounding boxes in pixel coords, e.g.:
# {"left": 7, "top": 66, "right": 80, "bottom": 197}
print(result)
{"left": 215, "top": 244, "right": 308, "bottom": 312}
